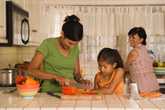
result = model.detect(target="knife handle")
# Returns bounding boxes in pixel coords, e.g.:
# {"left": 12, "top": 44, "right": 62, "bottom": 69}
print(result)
{"left": 47, "top": 92, "right": 61, "bottom": 99}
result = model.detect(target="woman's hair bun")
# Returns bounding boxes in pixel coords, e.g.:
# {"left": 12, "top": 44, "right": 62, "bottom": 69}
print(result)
{"left": 64, "top": 15, "right": 80, "bottom": 23}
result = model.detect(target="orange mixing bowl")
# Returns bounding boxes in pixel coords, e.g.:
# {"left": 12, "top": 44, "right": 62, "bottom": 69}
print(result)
{"left": 62, "top": 86, "right": 80, "bottom": 95}
{"left": 16, "top": 83, "right": 40, "bottom": 99}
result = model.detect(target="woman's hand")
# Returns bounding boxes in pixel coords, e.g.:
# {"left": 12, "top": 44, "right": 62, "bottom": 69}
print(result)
{"left": 64, "top": 79, "right": 77, "bottom": 86}
{"left": 74, "top": 73, "right": 93, "bottom": 88}
{"left": 55, "top": 76, "right": 66, "bottom": 86}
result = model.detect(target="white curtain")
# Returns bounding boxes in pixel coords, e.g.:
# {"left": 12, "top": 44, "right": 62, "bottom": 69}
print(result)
{"left": 73, "top": 7, "right": 116, "bottom": 76}
{"left": 40, "top": 5, "right": 165, "bottom": 78}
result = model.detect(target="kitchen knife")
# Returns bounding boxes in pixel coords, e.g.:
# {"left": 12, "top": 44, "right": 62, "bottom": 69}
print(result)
{"left": 47, "top": 91, "right": 61, "bottom": 99}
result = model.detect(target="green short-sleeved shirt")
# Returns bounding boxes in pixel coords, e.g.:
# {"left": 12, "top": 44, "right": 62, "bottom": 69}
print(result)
{"left": 37, "top": 37, "right": 79, "bottom": 92}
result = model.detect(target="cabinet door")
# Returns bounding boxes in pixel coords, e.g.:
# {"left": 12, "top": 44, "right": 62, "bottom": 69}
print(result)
{"left": 11, "top": 0, "right": 30, "bottom": 13}
{"left": 0, "top": 0, "right": 8, "bottom": 43}
{"left": 12, "top": 0, "right": 25, "bottom": 9}
{"left": 27, "top": 0, "right": 41, "bottom": 46}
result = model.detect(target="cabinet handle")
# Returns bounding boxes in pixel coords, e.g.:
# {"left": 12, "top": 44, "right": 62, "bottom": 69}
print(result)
{"left": 32, "top": 29, "right": 37, "bottom": 32}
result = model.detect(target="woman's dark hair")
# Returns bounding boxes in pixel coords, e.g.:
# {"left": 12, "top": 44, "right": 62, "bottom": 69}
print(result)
{"left": 128, "top": 27, "right": 147, "bottom": 45}
{"left": 62, "top": 15, "right": 83, "bottom": 41}
{"left": 97, "top": 48, "right": 123, "bottom": 68}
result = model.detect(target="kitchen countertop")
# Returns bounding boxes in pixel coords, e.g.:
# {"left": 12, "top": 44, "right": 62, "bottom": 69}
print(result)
{"left": 0, "top": 90, "right": 165, "bottom": 110}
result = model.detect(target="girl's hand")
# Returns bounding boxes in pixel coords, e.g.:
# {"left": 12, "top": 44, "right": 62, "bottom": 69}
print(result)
{"left": 79, "top": 79, "right": 93, "bottom": 89}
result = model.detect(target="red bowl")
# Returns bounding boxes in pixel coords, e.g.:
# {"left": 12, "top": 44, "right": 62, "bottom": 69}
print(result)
{"left": 62, "top": 86, "right": 79, "bottom": 95}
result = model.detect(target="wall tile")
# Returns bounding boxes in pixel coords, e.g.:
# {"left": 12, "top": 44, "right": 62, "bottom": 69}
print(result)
{"left": 0, "top": 47, "right": 18, "bottom": 68}
{"left": 0, "top": 47, "right": 17, "bottom": 54}
{"left": 0, "top": 47, "right": 37, "bottom": 68}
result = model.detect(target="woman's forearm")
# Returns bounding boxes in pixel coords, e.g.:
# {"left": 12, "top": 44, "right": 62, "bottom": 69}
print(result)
{"left": 74, "top": 72, "right": 82, "bottom": 83}
{"left": 28, "top": 69, "right": 56, "bottom": 80}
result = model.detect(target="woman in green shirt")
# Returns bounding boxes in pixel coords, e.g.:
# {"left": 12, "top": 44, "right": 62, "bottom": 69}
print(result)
{"left": 28, "top": 15, "right": 90, "bottom": 92}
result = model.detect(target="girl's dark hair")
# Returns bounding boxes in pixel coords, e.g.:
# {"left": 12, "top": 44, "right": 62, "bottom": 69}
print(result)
{"left": 97, "top": 48, "right": 123, "bottom": 68}
{"left": 62, "top": 15, "right": 83, "bottom": 41}
{"left": 128, "top": 27, "right": 147, "bottom": 45}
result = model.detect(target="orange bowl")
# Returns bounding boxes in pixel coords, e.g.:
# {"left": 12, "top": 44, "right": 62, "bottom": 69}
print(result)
{"left": 16, "top": 83, "right": 40, "bottom": 99}
{"left": 17, "top": 83, "right": 40, "bottom": 89}
{"left": 62, "top": 86, "right": 79, "bottom": 95}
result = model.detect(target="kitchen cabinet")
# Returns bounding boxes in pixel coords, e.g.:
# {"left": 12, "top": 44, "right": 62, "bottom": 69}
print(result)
{"left": 11, "top": 0, "right": 26, "bottom": 10}
{"left": 3, "top": 1, "right": 30, "bottom": 46}
{"left": 26, "top": 0, "right": 59, "bottom": 46}
{"left": 0, "top": 0, "right": 8, "bottom": 44}
{"left": 11, "top": 0, "right": 30, "bottom": 18}
{"left": 25, "top": 0, "right": 42, "bottom": 46}
{"left": 9, "top": 0, "right": 41, "bottom": 46}
{"left": 0, "top": 0, "right": 29, "bottom": 46}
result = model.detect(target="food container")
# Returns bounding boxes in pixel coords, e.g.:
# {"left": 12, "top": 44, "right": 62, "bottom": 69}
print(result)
{"left": 0, "top": 68, "right": 17, "bottom": 86}
{"left": 62, "top": 86, "right": 97, "bottom": 95}
{"left": 17, "top": 83, "right": 40, "bottom": 99}
{"left": 62, "top": 86, "right": 79, "bottom": 95}
{"left": 16, "top": 75, "right": 40, "bottom": 99}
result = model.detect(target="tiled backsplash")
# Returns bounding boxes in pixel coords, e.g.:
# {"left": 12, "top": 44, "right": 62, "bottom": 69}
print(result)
{"left": 17, "top": 47, "right": 37, "bottom": 63}
{"left": 0, "top": 46, "right": 37, "bottom": 68}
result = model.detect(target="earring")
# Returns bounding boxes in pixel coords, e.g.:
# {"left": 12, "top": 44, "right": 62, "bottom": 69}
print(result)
{"left": 113, "top": 63, "right": 117, "bottom": 68}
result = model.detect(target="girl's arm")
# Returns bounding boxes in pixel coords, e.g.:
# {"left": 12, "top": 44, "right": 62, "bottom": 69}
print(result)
{"left": 99, "top": 68, "right": 124, "bottom": 94}
{"left": 28, "top": 51, "right": 66, "bottom": 85}
{"left": 94, "top": 73, "right": 100, "bottom": 89}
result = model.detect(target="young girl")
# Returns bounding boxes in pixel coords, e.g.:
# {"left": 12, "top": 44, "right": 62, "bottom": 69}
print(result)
{"left": 94, "top": 48, "right": 124, "bottom": 95}
{"left": 126, "top": 27, "right": 160, "bottom": 98}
